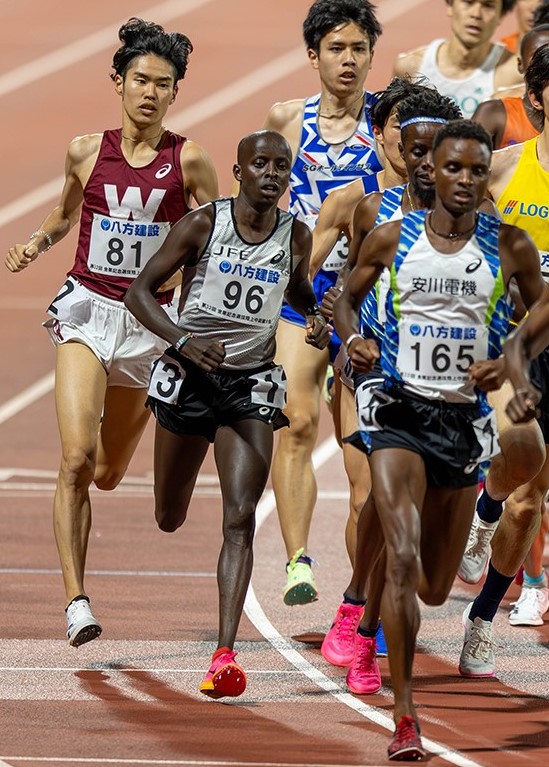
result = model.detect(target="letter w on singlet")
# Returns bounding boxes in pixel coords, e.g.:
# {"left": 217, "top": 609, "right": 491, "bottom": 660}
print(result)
{"left": 104, "top": 185, "right": 166, "bottom": 220}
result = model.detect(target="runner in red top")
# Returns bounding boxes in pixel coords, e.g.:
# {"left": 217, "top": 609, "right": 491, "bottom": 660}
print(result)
{"left": 5, "top": 18, "right": 218, "bottom": 648}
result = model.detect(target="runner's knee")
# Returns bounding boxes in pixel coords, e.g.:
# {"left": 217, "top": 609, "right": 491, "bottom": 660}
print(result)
{"left": 223, "top": 502, "right": 256, "bottom": 546}
{"left": 59, "top": 448, "right": 95, "bottom": 489}
{"left": 94, "top": 464, "right": 125, "bottom": 491}
{"left": 155, "top": 503, "right": 188, "bottom": 533}
{"left": 280, "top": 405, "right": 318, "bottom": 446}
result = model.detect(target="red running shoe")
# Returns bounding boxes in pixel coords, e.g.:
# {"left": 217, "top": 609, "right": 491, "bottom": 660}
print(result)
{"left": 200, "top": 647, "right": 246, "bottom": 699}
{"left": 388, "top": 715, "right": 426, "bottom": 761}
{"left": 321, "top": 601, "right": 364, "bottom": 666}
{"left": 346, "top": 634, "right": 381, "bottom": 694}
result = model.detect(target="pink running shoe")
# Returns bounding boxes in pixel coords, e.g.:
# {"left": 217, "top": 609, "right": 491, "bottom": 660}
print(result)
{"left": 321, "top": 602, "right": 364, "bottom": 666}
{"left": 200, "top": 647, "right": 247, "bottom": 699}
{"left": 388, "top": 715, "right": 425, "bottom": 761}
{"left": 346, "top": 634, "right": 381, "bottom": 694}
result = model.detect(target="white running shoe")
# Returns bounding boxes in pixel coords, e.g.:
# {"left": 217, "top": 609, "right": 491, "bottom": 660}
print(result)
{"left": 66, "top": 597, "right": 102, "bottom": 647}
{"left": 509, "top": 585, "right": 549, "bottom": 626}
{"left": 459, "top": 602, "right": 495, "bottom": 678}
{"left": 458, "top": 510, "right": 499, "bottom": 584}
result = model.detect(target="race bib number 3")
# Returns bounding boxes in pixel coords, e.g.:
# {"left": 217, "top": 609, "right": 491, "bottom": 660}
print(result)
{"left": 148, "top": 354, "right": 186, "bottom": 405}
{"left": 88, "top": 214, "right": 170, "bottom": 278}
{"left": 323, "top": 232, "right": 350, "bottom": 273}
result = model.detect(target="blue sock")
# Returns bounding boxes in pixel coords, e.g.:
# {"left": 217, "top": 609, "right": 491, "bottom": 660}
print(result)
{"left": 469, "top": 562, "right": 514, "bottom": 623}
{"left": 523, "top": 571, "right": 547, "bottom": 588}
{"left": 476, "top": 486, "right": 505, "bottom": 524}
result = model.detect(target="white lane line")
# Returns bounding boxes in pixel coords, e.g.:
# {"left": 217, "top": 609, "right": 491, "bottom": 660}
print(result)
{"left": 0, "top": 0, "right": 216, "bottom": 99}
{"left": 0, "top": 372, "right": 55, "bottom": 426}
{"left": 244, "top": 436, "right": 484, "bottom": 767}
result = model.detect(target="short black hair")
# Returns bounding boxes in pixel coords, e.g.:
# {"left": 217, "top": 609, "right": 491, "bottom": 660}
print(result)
{"left": 444, "top": 0, "right": 515, "bottom": 15}
{"left": 533, "top": 1, "right": 549, "bottom": 26}
{"left": 431, "top": 119, "right": 493, "bottom": 157}
{"left": 519, "top": 23, "right": 549, "bottom": 58}
{"left": 525, "top": 41, "right": 549, "bottom": 104}
{"left": 303, "top": 0, "right": 382, "bottom": 53}
{"left": 111, "top": 18, "right": 193, "bottom": 82}
{"left": 397, "top": 89, "right": 462, "bottom": 130}
{"left": 371, "top": 76, "right": 433, "bottom": 129}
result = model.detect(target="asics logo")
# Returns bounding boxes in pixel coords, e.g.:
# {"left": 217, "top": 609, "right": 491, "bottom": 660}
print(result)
{"left": 465, "top": 258, "right": 482, "bottom": 274}
{"left": 155, "top": 163, "right": 172, "bottom": 179}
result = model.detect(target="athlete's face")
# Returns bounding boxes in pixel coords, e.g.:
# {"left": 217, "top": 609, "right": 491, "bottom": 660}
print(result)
{"left": 400, "top": 122, "right": 442, "bottom": 207}
{"left": 431, "top": 137, "right": 491, "bottom": 215}
{"left": 233, "top": 135, "right": 292, "bottom": 206}
{"left": 308, "top": 22, "right": 373, "bottom": 98}
{"left": 115, "top": 54, "right": 177, "bottom": 129}
{"left": 515, "top": 0, "right": 539, "bottom": 35}
{"left": 374, "top": 106, "right": 407, "bottom": 177}
{"left": 447, "top": 0, "right": 503, "bottom": 49}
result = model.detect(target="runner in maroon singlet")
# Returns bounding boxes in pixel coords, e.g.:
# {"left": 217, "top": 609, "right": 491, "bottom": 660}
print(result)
{"left": 5, "top": 18, "right": 218, "bottom": 647}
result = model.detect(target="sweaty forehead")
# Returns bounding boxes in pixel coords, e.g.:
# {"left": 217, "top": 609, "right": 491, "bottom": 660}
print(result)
{"left": 402, "top": 121, "right": 445, "bottom": 145}
{"left": 247, "top": 136, "right": 290, "bottom": 160}
{"left": 437, "top": 137, "right": 490, "bottom": 163}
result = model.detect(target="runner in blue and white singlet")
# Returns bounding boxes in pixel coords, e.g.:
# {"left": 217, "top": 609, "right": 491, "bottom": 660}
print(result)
{"left": 332, "top": 120, "right": 543, "bottom": 758}
{"left": 261, "top": 0, "right": 385, "bottom": 602}
{"left": 282, "top": 91, "right": 382, "bottom": 331}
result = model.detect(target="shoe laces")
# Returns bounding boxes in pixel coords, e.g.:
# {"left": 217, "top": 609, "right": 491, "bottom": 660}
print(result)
{"left": 334, "top": 605, "right": 362, "bottom": 641}
{"left": 354, "top": 636, "right": 376, "bottom": 672}
{"left": 467, "top": 621, "right": 494, "bottom": 662}
{"left": 465, "top": 523, "right": 493, "bottom": 561}
{"left": 395, "top": 715, "right": 420, "bottom": 745}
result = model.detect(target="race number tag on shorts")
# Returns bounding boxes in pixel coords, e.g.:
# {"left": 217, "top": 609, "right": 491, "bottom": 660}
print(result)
{"left": 471, "top": 410, "right": 500, "bottom": 464}
{"left": 334, "top": 346, "right": 354, "bottom": 390}
{"left": 88, "top": 214, "right": 170, "bottom": 278}
{"left": 249, "top": 365, "right": 287, "bottom": 409}
{"left": 198, "top": 256, "right": 287, "bottom": 326}
{"left": 47, "top": 276, "right": 89, "bottom": 321}
{"left": 148, "top": 354, "right": 186, "bottom": 405}
{"left": 323, "top": 232, "right": 349, "bottom": 273}
{"left": 355, "top": 376, "right": 387, "bottom": 433}
{"left": 397, "top": 319, "right": 487, "bottom": 391}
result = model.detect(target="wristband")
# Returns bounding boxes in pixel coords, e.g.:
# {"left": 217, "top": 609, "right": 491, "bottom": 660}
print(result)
{"left": 29, "top": 230, "right": 53, "bottom": 252}
{"left": 345, "top": 332, "right": 362, "bottom": 353}
{"left": 174, "top": 332, "right": 193, "bottom": 352}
